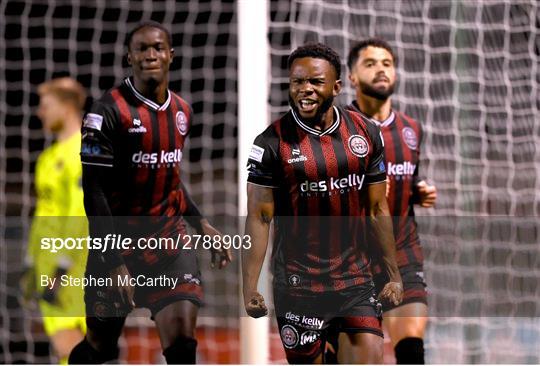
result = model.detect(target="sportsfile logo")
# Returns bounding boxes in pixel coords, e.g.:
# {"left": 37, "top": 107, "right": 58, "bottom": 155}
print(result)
{"left": 387, "top": 161, "right": 416, "bottom": 176}
{"left": 300, "top": 173, "right": 365, "bottom": 195}
{"left": 132, "top": 149, "right": 183, "bottom": 165}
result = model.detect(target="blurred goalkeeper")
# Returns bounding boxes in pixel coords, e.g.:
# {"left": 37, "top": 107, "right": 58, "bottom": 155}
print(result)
{"left": 347, "top": 38, "right": 437, "bottom": 364}
{"left": 68, "top": 21, "right": 230, "bottom": 365}
{"left": 22, "top": 77, "right": 89, "bottom": 364}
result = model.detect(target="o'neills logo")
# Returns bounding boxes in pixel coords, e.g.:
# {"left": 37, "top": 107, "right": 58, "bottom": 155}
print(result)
{"left": 387, "top": 161, "right": 416, "bottom": 176}
{"left": 132, "top": 149, "right": 183, "bottom": 165}
{"left": 300, "top": 173, "right": 365, "bottom": 194}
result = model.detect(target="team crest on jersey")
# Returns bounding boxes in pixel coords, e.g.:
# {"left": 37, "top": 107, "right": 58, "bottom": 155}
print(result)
{"left": 402, "top": 127, "right": 418, "bottom": 150}
{"left": 280, "top": 325, "right": 299, "bottom": 349}
{"left": 93, "top": 301, "right": 112, "bottom": 320}
{"left": 176, "top": 111, "right": 188, "bottom": 135}
{"left": 348, "top": 135, "right": 369, "bottom": 158}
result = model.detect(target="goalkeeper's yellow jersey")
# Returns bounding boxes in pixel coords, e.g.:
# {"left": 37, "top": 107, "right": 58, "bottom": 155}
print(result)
{"left": 28, "top": 132, "right": 88, "bottom": 302}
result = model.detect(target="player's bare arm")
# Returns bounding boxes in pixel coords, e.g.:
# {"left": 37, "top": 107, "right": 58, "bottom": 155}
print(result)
{"left": 366, "top": 181, "right": 403, "bottom": 306}
{"left": 82, "top": 163, "right": 135, "bottom": 310}
{"left": 179, "top": 180, "right": 232, "bottom": 269}
{"left": 242, "top": 183, "right": 274, "bottom": 318}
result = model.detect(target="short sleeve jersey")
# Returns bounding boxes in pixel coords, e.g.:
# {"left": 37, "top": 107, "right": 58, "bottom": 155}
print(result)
{"left": 348, "top": 101, "right": 424, "bottom": 267}
{"left": 80, "top": 78, "right": 194, "bottom": 265}
{"left": 247, "top": 106, "right": 386, "bottom": 293}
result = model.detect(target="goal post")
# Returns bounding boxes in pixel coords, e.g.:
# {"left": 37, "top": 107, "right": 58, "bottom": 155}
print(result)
{"left": 238, "top": 0, "right": 270, "bottom": 364}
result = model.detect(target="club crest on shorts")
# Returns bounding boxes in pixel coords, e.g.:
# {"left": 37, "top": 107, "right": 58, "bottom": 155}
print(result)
{"left": 402, "top": 127, "right": 418, "bottom": 150}
{"left": 348, "top": 135, "right": 369, "bottom": 157}
{"left": 176, "top": 111, "right": 188, "bottom": 135}
{"left": 93, "top": 301, "right": 111, "bottom": 320}
{"left": 289, "top": 274, "right": 301, "bottom": 287}
{"left": 280, "top": 325, "right": 299, "bottom": 349}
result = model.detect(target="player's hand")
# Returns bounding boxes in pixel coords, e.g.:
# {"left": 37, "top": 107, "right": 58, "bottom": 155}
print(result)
{"left": 108, "top": 264, "right": 135, "bottom": 311}
{"left": 199, "top": 219, "right": 232, "bottom": 269}
{"left": 244, "top": 291, "right": 268, "bottom": 318}
{"left": 378, "top": 281, "right": 403, "bottom": 306}
{"left": 417, "top": 180, "right": 437, "bottom": 208}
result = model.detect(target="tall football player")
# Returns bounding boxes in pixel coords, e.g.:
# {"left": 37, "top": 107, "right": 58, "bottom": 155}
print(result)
{"left": 347, "top": 38, "right": 437, "bottom": 364}
{"left": 69, "top": 22, "right": 230, "bottom": 365}
{"left": 242, "top": 43, "right": 403, "bottom": 364}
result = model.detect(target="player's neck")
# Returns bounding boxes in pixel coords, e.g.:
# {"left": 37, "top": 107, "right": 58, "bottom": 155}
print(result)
{"left": 355, "top": 94, "right": 392, "bottom": 121}
{"left": 317, "top": 106, "right": 335, "bottom": 131}
{"left": 133, "top": 78, "right": 169, "bottom": 105}
{"left": 56, "top": 115, "right": 81, "bottom": 142}
{"left": 305, "top": 106, "right": 335, "bottom": 132}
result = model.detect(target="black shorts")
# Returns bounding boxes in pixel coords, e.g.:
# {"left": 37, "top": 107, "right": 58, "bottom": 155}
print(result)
{"left": 274, "top": 285, "right": 383, "bottom": 363}
{"left": 375, "top": 264, "right": 427, "bottom": 312}
{"left": 84, "top": 250, "right": 202, "bottom": 320}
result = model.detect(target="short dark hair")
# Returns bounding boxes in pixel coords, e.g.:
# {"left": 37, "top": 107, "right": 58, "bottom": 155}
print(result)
{"left": 288, "top": 43, "right": 342, "bottom": 80}
{"left": 126, "top": 21, "right": 173, "bottom": 50}
{"left": 347, "top": 38, "right": 397, "bottom": 71}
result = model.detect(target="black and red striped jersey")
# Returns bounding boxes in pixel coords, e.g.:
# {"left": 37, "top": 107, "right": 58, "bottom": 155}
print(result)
{"left": 348, "top": 101, "right": 424, "bottom": 268}
{"left": 247, "top": 106, "right": 386, "bottom": 293}
{"left": 80, "top": 78, "right": 193, "bottom": 265}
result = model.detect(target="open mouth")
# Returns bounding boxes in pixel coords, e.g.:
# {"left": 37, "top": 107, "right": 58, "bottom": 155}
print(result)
{"left": 373, "top": 77, "right": 389, "bottom": 83}
{"left": 298, "top": 99, "right": 317, "bottom": 112}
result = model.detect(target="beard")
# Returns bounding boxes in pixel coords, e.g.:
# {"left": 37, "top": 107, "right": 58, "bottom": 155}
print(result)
{"left": 359, "top": 79, "right": 395, "bottom": 101}
{"left": 289, "top": 94, "right": 334, "bottom": 126}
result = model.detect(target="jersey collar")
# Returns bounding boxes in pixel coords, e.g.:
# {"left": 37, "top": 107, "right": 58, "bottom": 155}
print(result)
{"left": 290, "top": 106, "right": 341, "bottom": 136}
{"left": 349, "top": 101, "right": 395, "bottom": 127}
{"left": 125, "top": 78, "right": 171, "bottom": 111}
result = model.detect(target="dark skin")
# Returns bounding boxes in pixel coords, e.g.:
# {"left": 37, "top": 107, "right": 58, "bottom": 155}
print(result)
{"left": 289, "top": 57, "right": 341, "bottom": 130}
{"left": 83, "top": 26, "right": 231, "bottom": 359}
{"left": 242, "top": 56, "right": 402, "bottom": 363}
{"left": 127, "top": 26, "right": 173, "bottom": 104}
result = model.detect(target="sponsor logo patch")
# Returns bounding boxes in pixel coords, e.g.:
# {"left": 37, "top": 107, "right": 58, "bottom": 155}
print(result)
{"left": 348, "top": 135, "right": 369, "bottom": 157}
{"left": 300, "top": 173, "right": 365, "bottom": 194}
{"left": 402, "top": 127, "right": 418, "bottom": 150}
{"left": 83, "top": 113, "right": 103, "bottom": 131}
{"left": 183, "top": 274, "right": 201, "bottom": 285}
{"left": 288, "top": 147, "right": 308, "bottom": 164}
{"left": 300, "top": 331, "right": 320, "bottom": 346}
{"left": 249, "top": 145, "right": 265, "bottom": 163}
{"left": 387, "top": 161, "right": 416, "bottom": 176}
{"left": 128, "top": 118, "right": 147, "bottom": 133}
{"left": 378, "top": 161, "right": 386, "bottom": 173}
{"left": 132, "top": 149, "right": 183, "bottom": 165}
{"left": 81, "top": 142, "right": 101, "bottom": 156}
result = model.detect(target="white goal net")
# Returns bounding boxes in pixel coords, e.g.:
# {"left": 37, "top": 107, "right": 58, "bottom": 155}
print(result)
{"left": 1, "top": 0, "right": 239, "bottom": 363}
{"left": 268, "top": 0, "right": 539, "bottom": 363}
{"left": 1, "top": 0, "right": 539, "bottom": 364}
